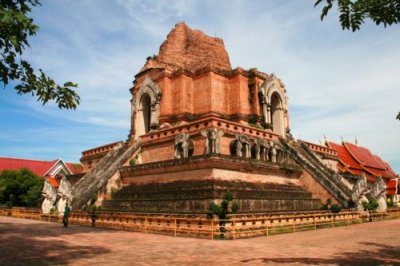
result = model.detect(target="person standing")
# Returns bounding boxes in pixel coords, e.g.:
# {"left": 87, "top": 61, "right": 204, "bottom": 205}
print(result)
{"left": 63, "top": 203, "right": 70, "bottom": 227}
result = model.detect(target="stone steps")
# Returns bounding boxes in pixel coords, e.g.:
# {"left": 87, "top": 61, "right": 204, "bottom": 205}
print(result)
{"left": 281, "top": 139, "right": 352, "bottom": 207}
{"left": 71, "top": 141, "right": 141, "bottom": 209}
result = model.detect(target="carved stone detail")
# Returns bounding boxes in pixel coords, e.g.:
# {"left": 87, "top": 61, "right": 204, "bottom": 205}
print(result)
{"left": 269, "top": 141, "right": 278, "bottom": 163}
{"left": 233, "top": 134, "right": 250, "bottom": 158}
{"left": 41, "top": 180, "right": 57, "bottom": 214}
{"left": 371, "top": 176, "right": 387, "bottom": 212}
{"left": 175, "top": 133, "right": 193, "bottom": 159}
{"left": 351, "top": 174, "right": 369, "bottom": 211}
{"left": 252, "top": 138, "right": 270, "bottom": 161}
{"left": 201, "top": 128, "right": 224, "bottom": 154}
{"left": 56, "top": 177, "right": 73, "bottom": 215}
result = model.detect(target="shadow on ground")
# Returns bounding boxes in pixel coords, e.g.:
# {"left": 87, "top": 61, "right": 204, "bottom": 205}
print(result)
{"left": 241, "top": 242, "right": 400, "bottom": 265}
{"left": 0, "top": 220, "right": 112, "bottom": 265}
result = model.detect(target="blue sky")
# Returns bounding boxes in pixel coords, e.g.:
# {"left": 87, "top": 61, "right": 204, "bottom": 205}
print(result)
{"left": 0, "top": 0, "right": 399, "bottom": 172}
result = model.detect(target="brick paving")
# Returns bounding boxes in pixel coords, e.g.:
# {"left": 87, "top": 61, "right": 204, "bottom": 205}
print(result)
{"left": 0, "top": 216, "right": 399, "bottom": 265}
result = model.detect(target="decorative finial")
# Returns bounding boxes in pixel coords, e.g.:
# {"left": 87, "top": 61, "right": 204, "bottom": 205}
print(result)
{"left": 355, "top": 136, "right": 358, "bottom": 145}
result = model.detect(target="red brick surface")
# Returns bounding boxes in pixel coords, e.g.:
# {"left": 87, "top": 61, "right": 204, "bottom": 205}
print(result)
{"left": 1, "top": 216, "right": 399, "bottom": 265}
{"left": 156, "top": 22, "right": 231, "bottom": 72}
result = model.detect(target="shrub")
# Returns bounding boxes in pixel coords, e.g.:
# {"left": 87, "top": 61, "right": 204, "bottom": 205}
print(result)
{"left": 207, "top": 191, "right": 240, "bottom": 239}
{"left": 387, "top": 198, "right": 394, "bottom": 207}
{"left": 321, "top": 198, "right": 341, "bottom": 213}
{"left": 110, "top": 187, "right": 118, "bottom": 199}
{"left": 129, "top": 159, "right": 136, "bottom": 167}
{"left": 362, "top": 196, "right": 379, "bottom": 211}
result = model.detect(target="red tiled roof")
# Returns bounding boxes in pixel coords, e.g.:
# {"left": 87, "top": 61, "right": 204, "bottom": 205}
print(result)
{"left": 65, "top": 163, "right": 84, "bottom": 174}
{"left": 327, "top": 142, "right": 362, "bottom": 171}
{"left": 0, "top": 157, "right": 82, "bottom": 176}
{"left": 344, "top": 142, "right": 386, "bottom": 170}
{"left": 0, "top": 157, "right": 58, "bottom": 176}
{"left": 327, "top": 142, "right": 397, "bottom": 180}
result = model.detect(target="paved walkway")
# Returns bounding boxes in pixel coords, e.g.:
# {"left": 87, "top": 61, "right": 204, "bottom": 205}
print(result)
{"left": 0, "top": 216, "right": 399, "bottom": 265}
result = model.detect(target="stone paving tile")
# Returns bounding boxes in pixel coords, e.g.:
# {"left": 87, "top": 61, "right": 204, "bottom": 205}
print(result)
{"left": 0, "top": 216, "right": 399, "bottom": 265}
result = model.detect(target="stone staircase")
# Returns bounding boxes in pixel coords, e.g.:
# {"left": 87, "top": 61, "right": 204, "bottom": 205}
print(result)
{"left": 71, "top": 140, "right": 141, "bottom": 210}
{"left": 280, "top": 139, "right": 353, "bottom": 207}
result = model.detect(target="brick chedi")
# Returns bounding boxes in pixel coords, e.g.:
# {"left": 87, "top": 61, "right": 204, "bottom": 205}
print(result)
{"left": 96, "top": 22, "right": 359, "bottom": 213}
{"left": 149, "top": 22, "right": 232, "bottom": 73}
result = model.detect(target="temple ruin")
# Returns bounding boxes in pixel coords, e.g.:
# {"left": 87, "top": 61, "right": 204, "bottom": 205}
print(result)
{"left": 65, "top": 22, "right": 397, "bottom": 214}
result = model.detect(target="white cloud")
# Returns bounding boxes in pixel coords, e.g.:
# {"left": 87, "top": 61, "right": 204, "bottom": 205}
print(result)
{"left": 2, "top": 0, "right": 398, "bottom": 170}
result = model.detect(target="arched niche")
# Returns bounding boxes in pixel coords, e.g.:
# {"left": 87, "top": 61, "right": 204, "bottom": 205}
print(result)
{"left": 258, "top": 74, "right": 289, "bottom": 137}
{"left": 137, "top": 94, "right": 151, "bottom": 136}
{"left": 132, "top": 77, "right": 162, "bottom": 138}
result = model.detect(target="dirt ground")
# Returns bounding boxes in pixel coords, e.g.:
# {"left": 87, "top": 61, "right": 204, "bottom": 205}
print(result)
{"left": 0, "top": 216, "right": 399, "bottom": 265}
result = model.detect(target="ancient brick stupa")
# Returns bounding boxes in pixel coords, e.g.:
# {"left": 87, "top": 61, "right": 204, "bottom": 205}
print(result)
{"left": 72, "top": 22, "right": 355, "bottom": 213}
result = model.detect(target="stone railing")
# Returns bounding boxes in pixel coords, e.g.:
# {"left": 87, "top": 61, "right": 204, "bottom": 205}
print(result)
{"left": 281, "top": 140, "right": 353, "bottom": 206}
{"left": 299, "top": 140, "right": 337, "bottom": 157}
{"left": 72, "top": 141, "right": 141, "bottom": 209}
{"left": 81, "top": 141, "right": 124, "bottom": 158}
{"left": 299, "top": 142, "right": 353, "bottom": 190}
{"left": 2, "top": 207, "right": 400, "bottom": 239}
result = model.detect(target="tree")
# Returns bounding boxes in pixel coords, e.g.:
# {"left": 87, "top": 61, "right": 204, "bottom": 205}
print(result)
{"left": 315, "top": 0, "right": 400, "bottom": 31}
{"left": 1, "top": 0, "right": 79, "bottom": 109}
{"left": 0, "top": 168, "right": 44, "bottom": 207}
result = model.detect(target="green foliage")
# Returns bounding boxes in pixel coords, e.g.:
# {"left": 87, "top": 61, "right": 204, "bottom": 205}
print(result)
{"left": 387, "top": 197, "right": 394, "bottom": 207}
{"left": 0, "top": 168, "right": 44, "bottom": 207}
{"left": 129, "top": 159, "right": 136, "bottom": 167}
{"left": 185, "top": 114, "right": 196, "bottom": 122}
{"left": 87, "top": 205, "right": 102, "bottom": 214}
{"left": 87, "top": 191, "right": 98, "bottom": 206}
{"left": 362, "top": 196, "right": 379, "bottom": 211}
{"left": 320, "top": 198, "right": 332, "bottom": 210}
{"left": 207, "top": 191, "right": 239, "bottom": 220}
{"left": 330, "top": 204, "right": 342, "bottom": 213}
{"left": 207, "top": 192, "right": 240, "bottom": 239}
{"left": 248, "top": 115, "right": 263, "bottom": 129}
{"left": 315, "top": 0, "right": 400, "bottom": 32}
{"left": 320, "top": 198, "right": 342, "bottom": 213}
{"left": 110, "top": 187, "right": 118, "bottom": 199}
{"left": 0, "top": 0, "right": 79, "bottom": 109}
{"left": 248, "top": 115, "right": 258, "bottom": 125}
{"left": 86, "top": 205, "right": 102, "bottom": 226}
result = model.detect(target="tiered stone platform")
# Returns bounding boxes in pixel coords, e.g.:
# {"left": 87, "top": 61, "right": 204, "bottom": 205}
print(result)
{"left": 103, "top": 180, "right": 321, "bottom": 213}
{"left": 102, "top": 154, "right": 322, "bottom": 213}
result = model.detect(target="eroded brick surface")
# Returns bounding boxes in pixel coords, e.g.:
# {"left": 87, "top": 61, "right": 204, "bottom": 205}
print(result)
{"left": 143, "top": 22, "right": 231, "bottom": 73}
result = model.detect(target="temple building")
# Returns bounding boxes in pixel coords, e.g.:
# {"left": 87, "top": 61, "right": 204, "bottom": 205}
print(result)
{"left": 0, "top": 157, "right": 82, "bottom": 188}
{"left": 327, "top": 141, "right": 398, "bottom": 196}
{"left": 68, "top": 23, "right": 397, "bottom": 213}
